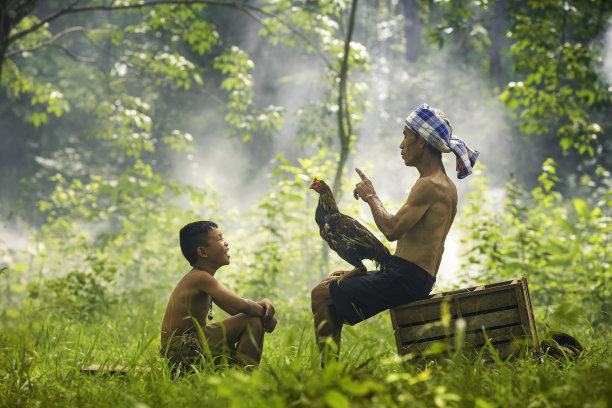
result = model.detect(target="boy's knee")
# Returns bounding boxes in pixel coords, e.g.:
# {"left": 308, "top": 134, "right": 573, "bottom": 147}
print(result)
{"left": 246, "top": 316, "right": 264, "bottom": 333}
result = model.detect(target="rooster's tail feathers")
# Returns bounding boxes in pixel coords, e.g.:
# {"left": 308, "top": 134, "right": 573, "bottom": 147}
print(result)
{"left": 374, "top": 245, "right": 391, "bottom": 271}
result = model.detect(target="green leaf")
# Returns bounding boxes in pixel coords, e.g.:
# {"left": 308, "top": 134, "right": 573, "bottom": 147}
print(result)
{"left": 556, "top": 217, "right": 575, "bottom": 234}
{"left": 573, "top": 198, "right": 591, "bottom": 221}
{"left": 324, "top": 390, "right": 350, "bottom": 408}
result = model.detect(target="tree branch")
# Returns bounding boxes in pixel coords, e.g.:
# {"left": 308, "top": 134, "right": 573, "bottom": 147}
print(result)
{"left": 6, "top": 1, "right": 333, "bottom": 68}
{"left": 6, "top": 26, "right": 88, "bottom": 58}
{"left": 45, "top": 43, "right": 97, "bottom": 63}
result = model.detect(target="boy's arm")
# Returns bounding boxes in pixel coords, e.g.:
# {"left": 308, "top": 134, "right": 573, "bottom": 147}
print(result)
{"left": 257, "top": 298, "right": 277, "bottom": 333}
{"left": 196, "top": 272, "right": 265, "bottom": 317}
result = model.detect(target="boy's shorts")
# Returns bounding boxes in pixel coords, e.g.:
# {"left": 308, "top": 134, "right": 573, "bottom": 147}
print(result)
{"left": 161, "top": 323, "right": 236, "bottom": 369}
{"left": 328, "top": 255, "right": 436, "bottom": 325}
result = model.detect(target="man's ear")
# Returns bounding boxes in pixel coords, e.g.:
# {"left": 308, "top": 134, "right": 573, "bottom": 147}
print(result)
{"left": 197, "top": 246, "right": 208, "bottom": 258}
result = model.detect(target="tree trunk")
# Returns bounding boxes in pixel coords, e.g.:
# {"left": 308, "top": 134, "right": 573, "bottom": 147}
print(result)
{"left": 486, "top": 0, "right": 507, "bottom": 89}
{"left": 332, "top": 0, "right": 358, "bottom": 197}
{"left": 0, "top": 0, "right": 39, "bottom": 79}
{"left": 401, "top": 0, "right": 421, "bottom": 60}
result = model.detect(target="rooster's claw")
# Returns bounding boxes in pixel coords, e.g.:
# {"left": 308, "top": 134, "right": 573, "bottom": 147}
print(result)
{"left": 330, "top": 267, "right": 366, "bottom": 282}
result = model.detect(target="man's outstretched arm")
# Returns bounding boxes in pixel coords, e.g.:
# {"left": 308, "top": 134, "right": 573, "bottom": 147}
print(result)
{"left": 353, "top": 168, "right": 431, "bottom": 241}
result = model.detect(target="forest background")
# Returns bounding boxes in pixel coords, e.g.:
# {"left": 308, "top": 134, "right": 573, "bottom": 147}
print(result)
{"left": 0, "top": 0, "right": 611, "bottom": 407}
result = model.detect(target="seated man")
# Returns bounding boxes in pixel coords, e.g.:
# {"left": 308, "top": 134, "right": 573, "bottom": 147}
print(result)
{"left": 311, "top": 104, "right": 479, "bottom": 358}
{"left": 161, "top": 221, "right": 277, "bottom": 370}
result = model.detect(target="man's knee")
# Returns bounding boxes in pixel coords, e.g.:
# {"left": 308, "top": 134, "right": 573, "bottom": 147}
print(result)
{"left": 311, "top": 281, "right": 332, "bottom": 313}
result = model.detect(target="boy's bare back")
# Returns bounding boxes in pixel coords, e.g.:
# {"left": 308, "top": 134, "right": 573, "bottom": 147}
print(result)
{"left": 160, "top": 269, "right": 211, "bottom": 348}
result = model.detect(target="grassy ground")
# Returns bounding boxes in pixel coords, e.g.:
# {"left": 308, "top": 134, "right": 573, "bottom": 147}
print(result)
{"left": 1, "top": 295, "right": 611, "bottom": 408}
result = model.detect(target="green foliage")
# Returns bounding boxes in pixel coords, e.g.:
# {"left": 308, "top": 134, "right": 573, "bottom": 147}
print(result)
{"left": 2, "top": 1, "right": 612, "bottom": 405}
{"left": 421, "top": 0, "right": 612, "bottom": 188}
{"left": 6, "top": 158, "right": 219, "bottom": 311}
{"left": 28, "top": 254, "right": 118, "bottom": 320}
{"left": 460, "top": 160, "right": 612, "bottom": 328}
{"left": 213, "top": 46, "right": 284, "bottom": 142}
{"left": 0, "top": 302, "right": 611, "bottom": 407}
{"left": 1, "top": 59, "right": 70, "bottom": 127}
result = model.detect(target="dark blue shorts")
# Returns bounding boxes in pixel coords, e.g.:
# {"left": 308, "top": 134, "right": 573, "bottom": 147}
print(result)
{"left": 328, "top": 256, "right": 436, "bottom": 325}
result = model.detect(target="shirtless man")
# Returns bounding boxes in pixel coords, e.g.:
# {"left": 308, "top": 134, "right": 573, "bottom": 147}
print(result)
{"left": 311, "top": 104, "right": 479, "bottom": 357}
{"left": 161, "top": 221, "right": 277, "bottom": 370}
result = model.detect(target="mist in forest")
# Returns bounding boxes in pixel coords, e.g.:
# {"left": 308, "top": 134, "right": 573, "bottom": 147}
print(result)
{"left": 165, "top": 9, "right": 512, "bottom": 288}
{"left": 0, "top": 3, "right": 540, "bottom": 288}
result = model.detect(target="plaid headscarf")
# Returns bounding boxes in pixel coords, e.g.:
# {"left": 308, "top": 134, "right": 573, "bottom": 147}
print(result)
{"left": 405, "top": 104, "right": 479, "bottom": 179}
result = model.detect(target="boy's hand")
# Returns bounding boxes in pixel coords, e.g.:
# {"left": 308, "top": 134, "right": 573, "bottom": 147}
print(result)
{"left": 257, "top": 298, "right": 275, "bottom": 320}
{"left": 263, "top": 315, "right": 277, "bottom": 333}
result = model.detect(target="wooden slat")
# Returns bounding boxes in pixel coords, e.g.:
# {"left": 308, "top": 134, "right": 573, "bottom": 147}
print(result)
{"left": 403, "top": 338, "right": 523, "bottom": 360}
{"left": 521, "top": 277, "right": 539, "bottom": 344}
{"left": 398, "top": 308, "right": 521, "bottom": 343}
{"left": 390, "top": 308, "right": 404, "bottom": 353}
{"left": 513, "top": 278, "right": 538, "bottom": 347}
{"left": 428, "top": 279, "right": 516, "bottom": 297}
{"left": 395, "top": 281, "right": 519, "bottom": 308}
{"left": 463, "top": 324, "right": 526, "bottom": 347}
{"left": 514, "top": 283, "right": 531, "bottom": 335}
{"left": 390, "top": 303, "right": 400, "bottom": 331}
{"left": 399, "top": 324, "right": 526, "bottom": 355}
{"left": 392, "top": 288, "right": 519, "bottom": 327}
{"left": 401, "top": 339, "right": 448, "bottom": 355}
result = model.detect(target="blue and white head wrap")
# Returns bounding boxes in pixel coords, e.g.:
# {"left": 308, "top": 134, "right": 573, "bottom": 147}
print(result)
{"left": 405, "top": 104, "right": 479, "bottom": 179}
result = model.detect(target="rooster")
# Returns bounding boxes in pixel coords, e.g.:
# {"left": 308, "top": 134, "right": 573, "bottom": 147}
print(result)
{"left": 309, "top": 178, "right": 390, "bottom": 280}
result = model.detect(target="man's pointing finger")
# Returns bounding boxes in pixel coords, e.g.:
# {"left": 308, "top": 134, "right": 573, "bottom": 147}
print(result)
{"left": 355, "top": 168, "right": 368, "bottom": 181}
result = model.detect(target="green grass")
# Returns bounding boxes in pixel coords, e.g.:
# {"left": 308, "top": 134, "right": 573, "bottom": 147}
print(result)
{"left": 1, "top": 295, "right": 611, "bottom": 408}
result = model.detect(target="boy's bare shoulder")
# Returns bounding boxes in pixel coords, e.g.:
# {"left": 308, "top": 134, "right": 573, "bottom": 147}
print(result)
{"left": 175, "top": 269, "right": 216, "bottom": 292}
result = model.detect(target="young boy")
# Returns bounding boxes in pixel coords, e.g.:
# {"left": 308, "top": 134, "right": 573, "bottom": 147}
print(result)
{"left": 161, "top": 221, "right": 277, "bottom": 370}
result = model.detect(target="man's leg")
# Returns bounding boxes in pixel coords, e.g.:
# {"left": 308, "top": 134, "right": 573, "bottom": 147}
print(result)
{"left": 213, "top": 314, "right": 265, "bottom": 367}
{"left": 311, "top": 277, "right": 343, "bottom": 360}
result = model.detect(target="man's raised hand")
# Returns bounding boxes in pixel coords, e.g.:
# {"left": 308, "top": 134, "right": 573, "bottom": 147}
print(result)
{"left": 353, "top": 168, "right": 377, "bottom": 202}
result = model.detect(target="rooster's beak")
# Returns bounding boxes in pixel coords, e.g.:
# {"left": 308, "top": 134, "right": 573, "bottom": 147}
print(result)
{"left": 309, "top": 178, "right": 318, "bottom": 190}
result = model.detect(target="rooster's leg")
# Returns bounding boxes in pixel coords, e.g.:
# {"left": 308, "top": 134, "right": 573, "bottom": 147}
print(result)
{"left": 330, "top": 266, "right": 367, "bottom": 281}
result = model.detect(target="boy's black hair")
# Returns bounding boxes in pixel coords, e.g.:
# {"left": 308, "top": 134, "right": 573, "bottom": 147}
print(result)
{"left": 179, "top": 221, "right": 218, "bottom": 266}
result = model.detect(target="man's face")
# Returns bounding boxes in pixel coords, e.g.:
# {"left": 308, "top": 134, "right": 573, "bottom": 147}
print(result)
{"left": 201, "top": 228, "right": 230, "bottom": 266}
{"left": 400, "top": 126, "right": 421, "bottom": 166}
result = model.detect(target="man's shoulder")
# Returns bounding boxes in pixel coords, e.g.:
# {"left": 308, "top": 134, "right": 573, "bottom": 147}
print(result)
{"left": 410, "top": 175, "right": 457, "bottom": 205}
{"left": 413, "top": 175, "right": 453, "bottom": 195}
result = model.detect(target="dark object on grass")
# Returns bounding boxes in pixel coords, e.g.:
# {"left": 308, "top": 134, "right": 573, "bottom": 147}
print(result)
{"left": 540, "top": 331, "right": 584, "bottom": 361}
{"left": 309, "top": 178, "right": 390, "bottom": 280}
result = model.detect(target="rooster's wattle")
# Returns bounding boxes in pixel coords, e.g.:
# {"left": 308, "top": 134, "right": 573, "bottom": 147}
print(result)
{"left": 309, "top": 178, "right": 390, "bottom": 279}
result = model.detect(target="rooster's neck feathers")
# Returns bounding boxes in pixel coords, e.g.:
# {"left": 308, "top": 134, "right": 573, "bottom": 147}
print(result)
{"left": 318, "top": 186, "right": 339, "bottom": 213}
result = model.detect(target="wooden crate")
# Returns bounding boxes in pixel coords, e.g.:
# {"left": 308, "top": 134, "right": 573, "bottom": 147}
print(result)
{"left": 390, "top": 277, "right": 538, "bottom": 359}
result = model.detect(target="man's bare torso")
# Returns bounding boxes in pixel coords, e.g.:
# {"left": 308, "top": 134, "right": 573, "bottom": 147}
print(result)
{"left": 394, "top": 173, "right": 457, "bottom": 277}
{"left": 160, "top": 270, "right": 210, "bottom": 347}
